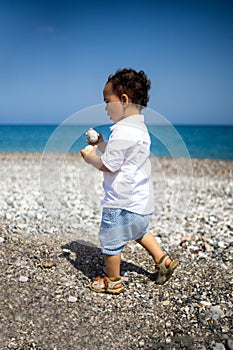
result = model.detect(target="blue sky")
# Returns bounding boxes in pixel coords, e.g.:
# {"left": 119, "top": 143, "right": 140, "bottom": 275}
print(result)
{"left": 0, "top": 0, "right": 233, "bottom": 125}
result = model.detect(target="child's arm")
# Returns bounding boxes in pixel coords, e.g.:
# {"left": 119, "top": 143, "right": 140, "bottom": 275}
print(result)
{"left": 80, "top": 146, "right": 111, "bottom": 172}
{"left": 97, "top": 141, "right": 107, "bottom": 154}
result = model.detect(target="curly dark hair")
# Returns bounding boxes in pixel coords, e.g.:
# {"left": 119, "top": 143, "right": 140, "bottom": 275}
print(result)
{"left": 106, "top": 68, "right": 151, "bottom": 108}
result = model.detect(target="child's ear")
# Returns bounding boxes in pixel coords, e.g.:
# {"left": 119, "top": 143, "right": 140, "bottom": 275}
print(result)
{"left": 121, "top": 94, "right": 129, "bottom": 103}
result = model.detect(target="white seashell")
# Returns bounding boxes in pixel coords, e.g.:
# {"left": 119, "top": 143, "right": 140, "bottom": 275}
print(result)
{"left": 85, "top": 128, "right": 99, "bottom": 143}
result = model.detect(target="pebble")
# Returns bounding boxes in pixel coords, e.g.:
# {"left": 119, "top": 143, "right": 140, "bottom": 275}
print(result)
{"left": 139, "top": 339, "right": 145, "bottom": 347}
{"left": 211, "top": 342, "right": 226, "bottom": 350}
{"left": 226, "top": 339, "right": 233, "bottom": 350}
{"left": 218, "top": 241, "right": 226, "bottom": 248}
{"left": 19, "top": 275, "right": 28, "bottom": 283}
{"left": 220, "top": 263, "right": 228, "bottom": 270}
{"left": 200, "top": 301, "right": 212, "bottom": 307}
{"left": 210, "top": 305, "right": 225, "bottom": 317}
{"left": 68, "top": 296, "right": 77, "bottom": 303}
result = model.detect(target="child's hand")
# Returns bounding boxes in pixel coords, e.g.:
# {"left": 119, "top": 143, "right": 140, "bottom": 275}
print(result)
{"left": 86, "top": 132, "right": 104, "bottom": 145}
{"left": 96, "top": 132, "right": 104, "bottom": 144}
{"left": 80, "top": 145, "right": 98, "bottom": 163}
{"left": 80, "top": 144, "right": 109, "bottom": 172}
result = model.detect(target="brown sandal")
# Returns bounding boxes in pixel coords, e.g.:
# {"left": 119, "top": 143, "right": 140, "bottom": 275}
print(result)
{"left": 155, "top": 255, "right": 179, "bottom": 284}
{"left": 89, "top": 276, "right": 124, "bottom": 294}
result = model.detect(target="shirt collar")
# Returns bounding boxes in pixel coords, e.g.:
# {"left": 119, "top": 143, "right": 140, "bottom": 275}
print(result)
{"left": 110, "top": 114, "right": 144, "bottom": 130}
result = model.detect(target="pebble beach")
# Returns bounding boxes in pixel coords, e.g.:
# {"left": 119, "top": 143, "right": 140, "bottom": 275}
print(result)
{"left": 0, "top": 153, "right": 232, "bottom": 350}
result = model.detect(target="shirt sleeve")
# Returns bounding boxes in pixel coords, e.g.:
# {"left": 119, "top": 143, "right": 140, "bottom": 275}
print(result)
{"left": 101, "top": 128, "right": 136, "bottom": 173}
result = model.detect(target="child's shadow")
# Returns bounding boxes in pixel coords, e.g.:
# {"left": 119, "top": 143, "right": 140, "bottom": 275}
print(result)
{"left": 60, "top": 240, "right": 155, "bottom": 280}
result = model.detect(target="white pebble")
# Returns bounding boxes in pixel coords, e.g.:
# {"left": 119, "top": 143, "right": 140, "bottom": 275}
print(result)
{"left": 218, "top": 241, "right": 226, "bottom": 248}
{"left": 139, "top": 340, "right": 145, "bottom": 347}
{"left": 210, "top": 305, "right": 224, "bottom": 317}
{"left": 0, "top": 237, "right": 4, "bottom": 243}
{"left": 200, "top": 301, "right": 212, "bottom": 307}
{"left": 17, "top": 223, "right": 27, "bottom": 230}
{"left": 36, "top": 213, "right": 43, "bottom": 220}
{"left": 19, "top": 275, "right": 28, "bottom": 283}
{"left": 5, "top": 213, "right": 12, "bottom": 220}
{"left": 68, "top": 296, "right": 77, "bottom": 303}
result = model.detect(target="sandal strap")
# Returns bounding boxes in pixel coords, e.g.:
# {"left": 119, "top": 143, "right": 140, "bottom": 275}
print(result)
{"left": 104, "top": 276, "right": 123, "bottom": 290}
{"left": 155, "top": 254, "right": 170, "bottom": 273}
{"left": 90, "top": 276, "right": 123, "bottom": 292}
{"left": 91, "top": 276, "right": 105, "bottom": 289}
{"left": 155, "top": 255, "right": 179, "bottom": 285}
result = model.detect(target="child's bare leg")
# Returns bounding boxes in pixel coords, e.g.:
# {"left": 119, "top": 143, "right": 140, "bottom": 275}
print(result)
{"left": 136, "top": 232, "right": 171, "bottom": 267}
{"left": 104, "top": 254, "right": 121, "bottom": 280}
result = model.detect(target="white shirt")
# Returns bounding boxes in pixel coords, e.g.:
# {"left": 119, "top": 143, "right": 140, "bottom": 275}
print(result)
{"left": 101, "top": 114, "right": 154, "bottom": 215}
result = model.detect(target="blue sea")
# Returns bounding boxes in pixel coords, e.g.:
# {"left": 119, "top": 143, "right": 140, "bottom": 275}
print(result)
{"left": 0, "top": 124, "right": 232, "bottom": 160}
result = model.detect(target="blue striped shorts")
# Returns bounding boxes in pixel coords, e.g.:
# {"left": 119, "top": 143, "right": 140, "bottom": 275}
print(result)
{"left": 99, "top": 208, "right": 152, "bottom": 255}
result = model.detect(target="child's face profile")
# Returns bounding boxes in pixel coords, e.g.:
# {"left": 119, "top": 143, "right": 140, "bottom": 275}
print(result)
{"left": 103, "top": 83, "right": 124, "bottom": 123}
